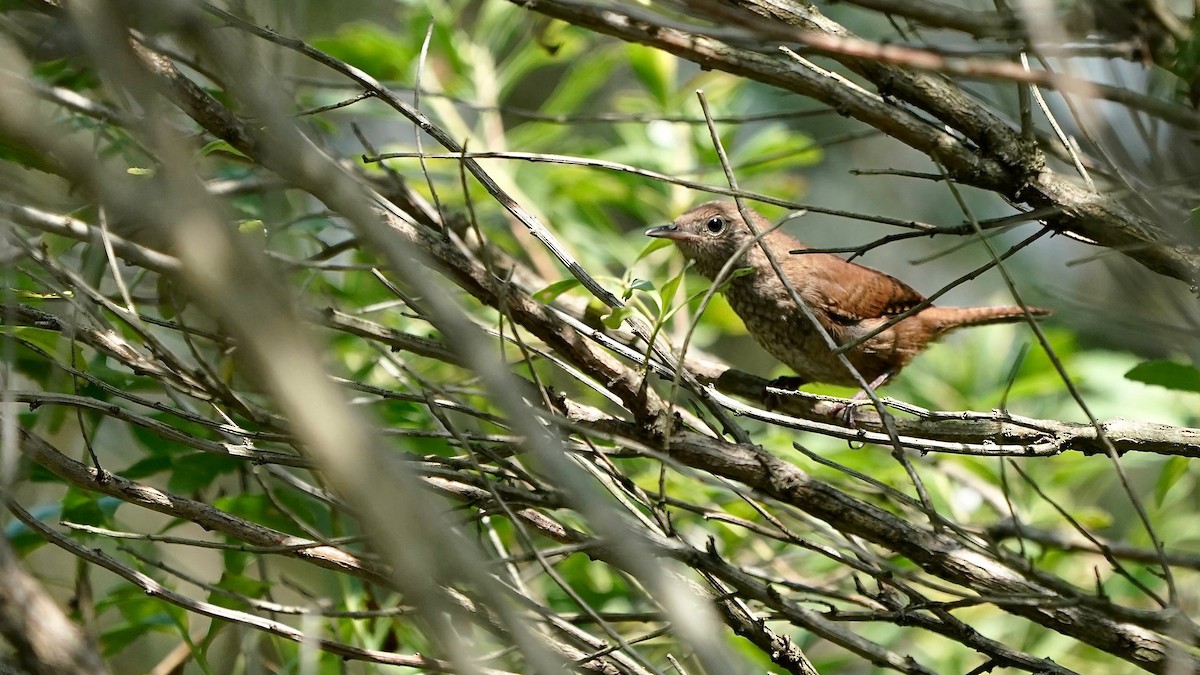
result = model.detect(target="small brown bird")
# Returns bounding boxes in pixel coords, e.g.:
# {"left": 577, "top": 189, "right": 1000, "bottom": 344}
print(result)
{"left": 646, "top": 201, "right": 1050, "bottom": 390}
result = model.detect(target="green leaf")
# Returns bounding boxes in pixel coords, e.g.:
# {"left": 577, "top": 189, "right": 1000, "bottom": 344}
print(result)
{"left": 1155, "top": 456, "right": 1190, "bottom": 507}
{"left": 209, "top": 572, "right": 271, "bottom": 610}
{"left": 659, "top": 261, "right": 692, "bottom": 306}
{"left": 61, "top": 489, "right": 119, "bottom": 529}
{"left": 121, "top": 455, "right": 175, "bottom": 480}
{"left": 727, "top": 123, "right": 823, "bottom": 176}
{"left": 533, "top": 278, "right": 582, "bottom": 303}
{"left": 601, "top": 305, "right": 634, "bottom": 329}
{"left": 633, "top": 236, "right": 674, "bottom": 263}
{"left": 5, "top": 502, "right": 61, "bottom": 555}
{"left": 681, "top": 267, "right": 753, "bottom": 306}
{"left": 98, "top": 587, "right": 179, "bottom": 655}
{"left": 312, "top": 23, "right": 412, "bottom": 80}
{"left": 166, "top": 454, "right": 242, "bottom": 494}
{"left": 237, "top": 219, "right": 266, "bottom": 235}
{"left": 1124, "top": 360, "right": 1200, "bottom": 393}
{"left": 538, "top": 47, "right": 620, "bottom": 116}
{"left": 623, "top": 278, "right": 654, "bottom": 300}
{"left": 628, "top": 278, "right": 654, "bottom": 293}
{"left": 627, "top": 43, "right": 675, "bottom": 107}
{"left": 199, "top": 139, "right": 248, "bottom": 159}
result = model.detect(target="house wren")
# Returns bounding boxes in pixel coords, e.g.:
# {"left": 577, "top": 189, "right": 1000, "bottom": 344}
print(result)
{"left": 646, "top": 201, "right": 1050, "bottom": 389}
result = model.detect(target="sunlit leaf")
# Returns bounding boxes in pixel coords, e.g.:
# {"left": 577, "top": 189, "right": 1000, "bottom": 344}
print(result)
{"left": 1125, "top": 360, "right": 1200, "bottom": 393}
{"left": 602, "top": 305, "right": 635, "bottom": 329}
{"left": 627, "top": 43, "right": 675, "bottom": 107}
{"left": 634, "top": 236, "right": 674, "bottom": 263}
{"left": 1155, "top": 456, "right": 1190, "bottom": 507}
{"left": 533, "top": 278, "right": 582, "bottom": 303}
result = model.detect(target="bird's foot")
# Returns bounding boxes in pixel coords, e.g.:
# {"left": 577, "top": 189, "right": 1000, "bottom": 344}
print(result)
{"left": 826, "top": 374, "right": 891, "bottom": 425}
{"left": 824, "top": 398, "right": 869, "bottom": 425}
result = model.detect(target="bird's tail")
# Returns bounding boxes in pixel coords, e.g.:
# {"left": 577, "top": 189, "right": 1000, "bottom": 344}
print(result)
{"left": 924, "top": 305, "right": 1052, "bottom": 335}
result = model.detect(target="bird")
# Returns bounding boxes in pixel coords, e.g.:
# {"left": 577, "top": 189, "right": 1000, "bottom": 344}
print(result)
{"left": 645, "top": 201, "right": 1050, "bottom": 392}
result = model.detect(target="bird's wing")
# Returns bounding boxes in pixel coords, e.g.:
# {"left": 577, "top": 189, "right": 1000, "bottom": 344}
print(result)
{"left": 802, "top": 254, "right": 927, "bottom": 323}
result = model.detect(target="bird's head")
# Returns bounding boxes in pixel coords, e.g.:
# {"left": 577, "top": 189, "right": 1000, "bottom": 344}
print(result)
{"left": 644, "top": 201, "right": 764, "bottom": 279}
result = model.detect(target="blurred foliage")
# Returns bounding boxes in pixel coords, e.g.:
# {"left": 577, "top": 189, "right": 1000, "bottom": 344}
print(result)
{"left": 2, "top": 0, "right": 1198, "bottom": 673}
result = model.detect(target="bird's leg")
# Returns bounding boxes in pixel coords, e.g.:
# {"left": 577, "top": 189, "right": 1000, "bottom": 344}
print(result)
{"left": 827, "top": 373, "right": 892, "bottom": 422}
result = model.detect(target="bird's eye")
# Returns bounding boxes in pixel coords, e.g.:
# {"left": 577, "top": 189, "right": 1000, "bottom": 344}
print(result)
{"left": 705, "top": 216, "right": 725, "bottom": 234}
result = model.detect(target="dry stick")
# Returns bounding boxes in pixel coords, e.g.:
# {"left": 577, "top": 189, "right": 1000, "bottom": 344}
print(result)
{"left": 694, "top": 90, "right": 939, "bottom": 523}
{"left": 21, "top": 426, "right": 608, "bottom": 666}
{"left": 295, "top": 77, "right": 841, "bottom": 125}
{"left": 700, "top": 572, "right": 820, "bottom": 675}
{"left": 987, "top": 520, "right": 1200, "bottom": 570}
{"left": 1019, "top": 53, "right": 1094, "bottom": 192}
{"left": 7, "top": 232, "right": 251, "bottom": 417}
{"left": 684, "top": 0, "right": 1200, "bottom": 131}
{"left": 0, "top": 527, "right": 108, "bottom": 675}
{"left": 1027, "top": 50, "right": 1164, "bottom": 225}
{"left": 413, "top": 19, "right": 448, "bottom": 234}
{"left": 62, "top": 522, "right": 361, "bottom": 554}
{"left": 520, "top": 506, "right": 938, "bottom": 674}
{"left": 836, "top": 0, "right": 1017, "bottom": 37}
{"left": 5, "top": 501, "right": 514, "bottom": 675}
{"left": 905, "top": 222, "right": 1020, "bottom": 266}
{"left": 125, "top": 546, "right": 345, "bottom": 617}
{"left": 657, "top": 430, "right": 1185, "bottom": 670}
{"left": 0, "top": 200, "right": 181, "bottom": 273}
{"left": 0, "top": 324, "right": 280, "bottom": 444}
{"left": 8, "top": 391, "right": 307, "bottom": 466}
{"left": 18, "top": 426, "right": 388, "bottom": 582}
{"left": 508, "top": 0, "right": 1200, "bottom": 285}
{"left": 189, "top": 13, "right": 745, "bottom": 671}
{"left": 366, "top": 151, "right": 942, "bottom": 232}
{"left": 198, "top": 3, "right": 757, "bottom": 451}
{"left": 549, "top": 403, "right": 945, "bottom": 667}
{"left": 437, "top": 151, "right": 631, "bottom": 662}
{"left": 1005, "top": 462, "right": 1165, "bottom": 606}
{"left": 562, "top": 407, "right": 821, "bottom": 673}
{"left": 299, "top": 89, "right": 374, "bottom": 117}
{"left": 400, "top": 154, "right": 573, "bottom": 516}
{"left": 425, "top": 399, "right": 659, "bottom": 675}
{"left": 550, "top": 304, "right": 1083, "bottom": 457}
{"left": 937, "top": 162, "right": 1181, "bottom": 612}
{"left": 787, "top": 439, "right": 1020, "bottom": 585}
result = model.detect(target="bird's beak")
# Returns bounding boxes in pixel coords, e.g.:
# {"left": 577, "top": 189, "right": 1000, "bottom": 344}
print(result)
{"left": 644, "top": 223, "right": 696, "bottom": 241}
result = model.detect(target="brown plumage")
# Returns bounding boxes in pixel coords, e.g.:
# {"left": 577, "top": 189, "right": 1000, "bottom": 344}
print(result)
{"left": 646, "top": 201, "right": 1050, "bottom": 388}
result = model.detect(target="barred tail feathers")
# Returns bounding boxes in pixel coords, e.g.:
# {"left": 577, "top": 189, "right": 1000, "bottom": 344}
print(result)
{"left": 924, "top": 305, "right": 1051, "bottom": 335}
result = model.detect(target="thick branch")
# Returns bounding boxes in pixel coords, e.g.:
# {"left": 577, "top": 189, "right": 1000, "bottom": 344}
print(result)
{"left": 0, "top": 537, "right": 108, "bottom": 675}
{"left": 510, "top": 0, "right": 1200, "bottom": 286}
{"left": 709, "top": 368, "right": 1200, "bottom": 457}
{"left": 655, "top": 428, "right": 1187, "bottom": 672}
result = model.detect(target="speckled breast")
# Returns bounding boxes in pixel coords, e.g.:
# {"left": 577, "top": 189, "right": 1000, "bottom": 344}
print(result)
{"left": 722, "top": 275, "right": 854, "bottom": 385}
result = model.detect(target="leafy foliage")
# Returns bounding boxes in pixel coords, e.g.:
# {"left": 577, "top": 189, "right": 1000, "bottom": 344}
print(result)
{"left": 1, "top": 0, "right": 1198, "bottom": 674}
